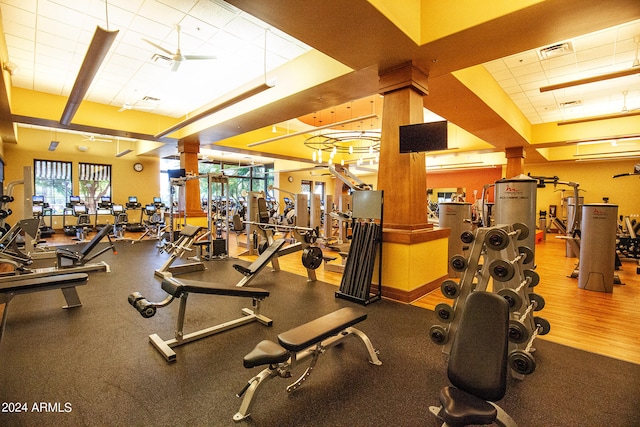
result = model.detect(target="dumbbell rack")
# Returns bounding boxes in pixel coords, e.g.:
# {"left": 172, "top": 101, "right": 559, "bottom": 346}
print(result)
{"left": 429, "top": 223, "right": 550, "bottom": 379}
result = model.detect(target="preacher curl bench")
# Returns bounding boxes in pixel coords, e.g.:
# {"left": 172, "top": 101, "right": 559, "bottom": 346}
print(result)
{"left": 429, "top": 291, "right": 517, "bottom": 426}
{"left": 129, "top": 276, "right": 272, "bottom": 362}
{"left": 234, "top": 307, "right": 382, "bottom": 421}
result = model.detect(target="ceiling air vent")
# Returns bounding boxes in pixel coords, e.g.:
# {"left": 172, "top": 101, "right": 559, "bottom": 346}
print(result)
{"left": 559, "top": 100, "right": 582, "bottom": 108}
{"left": 538, "top": 42, "right": 574, "bottom": 60}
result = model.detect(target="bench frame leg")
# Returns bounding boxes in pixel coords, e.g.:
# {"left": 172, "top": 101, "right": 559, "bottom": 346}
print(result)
{"left": 233, "top": 326, "right": 381, "bottom": 421}
{"left": 149, "top": 294, "right": 272, "bottom": 363}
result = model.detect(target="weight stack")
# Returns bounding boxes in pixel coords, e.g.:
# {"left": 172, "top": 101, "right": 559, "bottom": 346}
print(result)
{"left": 438, "top": 202, "right": 472, "bottom": 277}
{"left": 579, "top": 203, "right": 618, "bottom": 293}
{"left": 494, "top": 175, "right": 537, "bottom": 270}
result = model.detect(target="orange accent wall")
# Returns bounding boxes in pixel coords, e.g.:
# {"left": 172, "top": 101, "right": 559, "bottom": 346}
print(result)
{"left": 426, "top": 167, "right": 503, "bottom": 202}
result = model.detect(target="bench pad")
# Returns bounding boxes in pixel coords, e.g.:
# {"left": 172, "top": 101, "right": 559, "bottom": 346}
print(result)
{"left": 161, "top": 278, "right": 269, "bottom": 299}
{"left": 278, "top": 307, "right": 367, "bottom": 352}
{"left": 232, "top": 239, "right": 286, "bottom": 276}
{"left": 243, "top": 340, "right": 290, "bottom": 368}
{"left": 0, "top": 273, "right": 89, "bottom": 293}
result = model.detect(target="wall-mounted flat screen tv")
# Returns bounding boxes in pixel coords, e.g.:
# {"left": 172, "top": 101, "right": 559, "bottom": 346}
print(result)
{"left": 399, "top": 121, "right": 448, "bottom": 153}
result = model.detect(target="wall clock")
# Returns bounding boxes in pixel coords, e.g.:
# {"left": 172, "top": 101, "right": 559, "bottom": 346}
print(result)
{"left": 133, "top": 163, "right": 144, "bottom": 172}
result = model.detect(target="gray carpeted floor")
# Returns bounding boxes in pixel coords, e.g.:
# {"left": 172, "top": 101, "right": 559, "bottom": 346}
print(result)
{"left": 1, "top": 240, "right": 639, "bottom": 426}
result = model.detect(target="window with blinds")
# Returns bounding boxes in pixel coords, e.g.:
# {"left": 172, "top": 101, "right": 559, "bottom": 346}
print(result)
{"left": 34, "top": 159, "right": 73, "bottom": 214}
{"left": 79, "top": 163, "right": 111, "bottom": 213}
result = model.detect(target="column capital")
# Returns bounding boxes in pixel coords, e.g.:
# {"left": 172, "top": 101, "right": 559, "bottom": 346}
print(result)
{"left": 505, "top": 146, "right": 526, "bottom": 159}
{"left": 178, "top": 139, "right": 200, "bottom": 154}
{"left": 378, "top": 62, "right": 429, "bottom": 96}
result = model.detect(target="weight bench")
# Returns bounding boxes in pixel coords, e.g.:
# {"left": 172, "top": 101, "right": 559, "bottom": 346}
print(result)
{"left": 56, "top": 224, "right": 116, "bottom": 268}
{"left": 128, "top": 276, "right": 273, "bottom": 362}
{"left": 0, "top": 273, "right": 89, "bottom": 346}
{"left": 233, "top": 238, "right": 285, "bottom": 287}
{"left": 234, "top": 307, "right": 382, "bottom": 421}
{"left": 154, "top": 225, "right": 207, "bottom": 278}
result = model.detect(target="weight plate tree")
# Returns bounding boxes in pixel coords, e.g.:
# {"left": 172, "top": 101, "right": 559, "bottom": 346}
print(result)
{"left": 429, "top": 223, "right": 550, "bottom": 379}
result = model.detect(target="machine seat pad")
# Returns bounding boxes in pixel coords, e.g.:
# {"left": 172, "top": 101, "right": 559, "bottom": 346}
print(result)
{"left": 243, "top": 340, "right": 289, "bottom": 368}
{"left": 160, "top": 278, "right": 269, "bottom": 299}
{"left": 179, "top": 225, "right": 203, "bottom": 238}
{"left": 438, "top": 386, "right": 497, "bottom": 426}
{"left": 0, "top": 273, "right": 89, "bottom": 293}
{"left": 232, "top": 239, "right": 286, "bottom": 277}
{"left": 278, "top": 307, "right": 367, "bottom": 352}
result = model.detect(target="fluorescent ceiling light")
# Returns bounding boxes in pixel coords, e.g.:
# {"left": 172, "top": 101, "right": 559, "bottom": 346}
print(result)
{"left": 540, "top": 67, "right": 640, "bottom": 93}
{"left": 115, "top": 149, "right": 133, "bottom": 157}
{"left": 48, "top": 141, "right": 59, "bottom": 151}
{"left": 60, "top": 26, "right": 119, "bottom": 125}
{"left": 155, "top": 80, "right": 276, "bottom": 138}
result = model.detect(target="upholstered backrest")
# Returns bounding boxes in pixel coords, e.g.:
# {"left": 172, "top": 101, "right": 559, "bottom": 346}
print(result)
{"left": 447, "top": 291, "right": 509, "bottom": 402}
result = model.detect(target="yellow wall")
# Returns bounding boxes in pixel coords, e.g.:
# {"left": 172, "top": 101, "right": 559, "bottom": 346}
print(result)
{"left": 3, "top": 127, "right": 160, "bottom": 221}
{"left": 527, "top": 159, "right": 640, "bottom": 218}
{"left": 382, "top": 238, "right": 449, "bottom": 293}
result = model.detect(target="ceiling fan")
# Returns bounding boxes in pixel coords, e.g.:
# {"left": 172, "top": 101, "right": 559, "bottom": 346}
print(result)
{"left": 143, "top": 24, "right": 216, "bottom": 72}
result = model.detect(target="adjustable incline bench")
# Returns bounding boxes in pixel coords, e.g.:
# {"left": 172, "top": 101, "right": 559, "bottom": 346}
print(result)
{"left": 234, "top": 307, "right": 382, "bottom": 421}
{"left": 56, "top": 224, "right": 116, "bottom": 268}
{"left": 233, "top": 238, "right": 285, "bottom": 287}
{"left": 154, "top": 225, "right": 207, "bottom": 278}
{"left": 0, "top": 273, "right": 89, "bottom": 346}
{"left": 128, "top": 276, "right": 273, "bottom": 362}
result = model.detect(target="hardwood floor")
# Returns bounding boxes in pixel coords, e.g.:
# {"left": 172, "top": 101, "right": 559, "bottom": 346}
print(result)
{"left": 25, "top": 227, "right": 640, "bottom": 365}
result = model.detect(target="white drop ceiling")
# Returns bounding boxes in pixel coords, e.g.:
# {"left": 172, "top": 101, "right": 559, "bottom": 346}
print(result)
{"left": 0, "top": 0, "right": 311, "bottom": 118}
{"left": 484, "top": 19, "right": 640, "bottom": 124}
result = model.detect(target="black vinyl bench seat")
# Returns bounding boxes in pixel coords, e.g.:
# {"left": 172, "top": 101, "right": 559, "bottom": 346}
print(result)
{"left": 161, "top": 278, "right": 269, "bottom": 299}
{"left": 0, "top": 273, "right": 88, "bottom": 293}
{"left": 243, "top": 307, "right": 368, "bottom": 367}
{"left": 279, "top": 307, "right": 367, "bottom": 352}
{"left": 233, "top": 239, "right": 285, "bottom": 277}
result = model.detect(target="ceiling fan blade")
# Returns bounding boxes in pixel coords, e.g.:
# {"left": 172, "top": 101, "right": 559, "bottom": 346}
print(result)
{"left": 183, "top": 55, "right": 217, "bottom": 61}
{"left": 142, "top": 38, "right": 174, "bottom": 56}
{"left": 170, "top": 60, "right": 182, "bottom": 72}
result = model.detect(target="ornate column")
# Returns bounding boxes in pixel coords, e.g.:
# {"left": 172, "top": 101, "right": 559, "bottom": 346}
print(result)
{"left": 377, "top": 62, "right": 430, "bottom": 230}
{"left": 373, "top": 62, "right": 449, "bottom": 302}
{"left": 177, "top": 139, "right": 204, "bottom": 217}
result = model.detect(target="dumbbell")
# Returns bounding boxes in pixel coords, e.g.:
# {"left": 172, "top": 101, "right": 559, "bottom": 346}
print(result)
{"left": 0, "top": 209, "right": 12, "bottom": 218}
{"left": 460, "top": 230, "right": 474, "bottom": 244}
{"left": 508, "top": 296, "right": 547, "bottom": 344}
{"left": 484, "top": 223, "right": 529, "bottom": 251}
{"left": 0, "top": 195, "right": 13, "bottom": 203}
{"left": 496, "top": 271, "right": 540, "bottom": 311}
{"left": 429, "top": 325, "right": 449, "bottom": 345}
{"left": 128, "top": 292, "right": 157, "bottom": 318}
{"left": 435, "top": 303, "right": 455, "bottom": 323}
{"left": 440, "top": 279, "right": 461, "bottom": 299}
{"left": 489, "top": 254, "right": 525, "bottom": 282}
{"left": 509, "top": 316, "right": 551, "bottom": 375}
{"left": 450, "top": 255, "right": 468, "bottom": 272}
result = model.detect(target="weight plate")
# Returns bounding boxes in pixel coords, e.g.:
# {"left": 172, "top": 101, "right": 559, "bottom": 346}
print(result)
{"left": 534, "top": 316, "right": 551, "bottom": 335}
{"left": 450, "top": 255, "right": 468, "bottom": 272}
{"left": 489, "top": 260, "right": 515, "bottom": 282}
{"left": 509, "top": 350, "right": 536, "bottom": 375}
{"left": 513, "top": 222, "right": 529, "bottom": 240}
{"left": 429, "top": 325, "right": 449, "bottom": 345}
{"left": 518, "top": 246, "right": 534, "bottom": 264}
{"left": 528, "top": 293, "right": 545, "bottom": 311}
{"left": 485, "top": 229, "right": 509, "bottom": 250}
{"left": 497, "top": 288, "right": 522, "bottom": 311}
{"left": 301, "top": 246, "right": 323, "bottom": 270}
{"left": 460, "top": 230, "right": 475, "bottom": 244}
{"left": 440, "top": 279, "right": 461, "bottom": 299}
{"left": 435, "top": 303, "right": 455, "bottom": 323}
{"left": 523, "top": 269, "right": 540, "bottom": 287}
{"left": 508, "top": 320, "right": 530, "bottom": 344}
